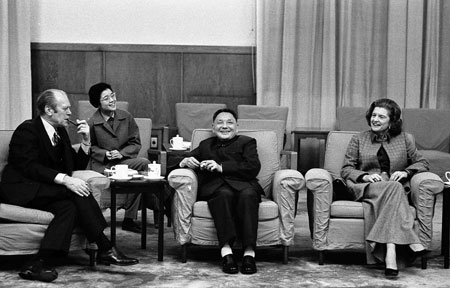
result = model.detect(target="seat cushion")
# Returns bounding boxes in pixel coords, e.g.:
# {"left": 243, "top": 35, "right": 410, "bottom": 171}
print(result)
{"left": 330, "top": 201, "right": 364, "bottom": 218}
{"left": 330, "top": 200, "right": 417, "bottom": 218}
{"left": 193, "top": 198, "right": 279, "bottom": 221}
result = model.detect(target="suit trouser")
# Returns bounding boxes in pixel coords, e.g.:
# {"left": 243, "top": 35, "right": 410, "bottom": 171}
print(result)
{"left": 27, "top": 183, "right": 108, "bottom": 254}
{"left": 205, "top": 183, "right": 260, "bottom": 249}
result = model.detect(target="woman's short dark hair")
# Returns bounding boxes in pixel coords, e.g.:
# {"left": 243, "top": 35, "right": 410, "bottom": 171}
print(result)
{"left": 365, "top": 98, "right": 403, "bottom": 136}
{"left": 213, "top": 108, "right": 238, "bottom": 122}
{"left": 88, "top": 83, "right": 112, "bottom": 108}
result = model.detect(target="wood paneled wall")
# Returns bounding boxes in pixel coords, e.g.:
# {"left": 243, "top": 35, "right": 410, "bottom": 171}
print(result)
{"left": 31, "top": 43, "right": 256, "bottom": 128}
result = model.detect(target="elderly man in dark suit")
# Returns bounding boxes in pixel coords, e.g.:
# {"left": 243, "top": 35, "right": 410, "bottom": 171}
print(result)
{"left": 0, "top": 89, "right": 138, "bottom": 283}
{"left": 178, "top": 108, "right": 263, "bottom": 275}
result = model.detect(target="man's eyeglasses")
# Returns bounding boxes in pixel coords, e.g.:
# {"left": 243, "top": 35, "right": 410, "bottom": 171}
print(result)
{"left": 101, "top": 92, "right": 116, "bottom": 102}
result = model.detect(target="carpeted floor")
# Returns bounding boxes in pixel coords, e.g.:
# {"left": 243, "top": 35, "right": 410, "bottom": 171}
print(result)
{"left": 1, "top": 193, "right": 450, "bottom": 287}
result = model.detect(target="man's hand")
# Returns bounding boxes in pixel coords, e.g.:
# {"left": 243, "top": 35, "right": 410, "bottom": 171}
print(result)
{"left": 200, "top": 160, "right": 222, "bottom": 173}
{"left": 180, "top": 157, "right": 201, "bottom": 169}
{"left": 76, "top": 119, "right": 90, "bottom": 143}
{"left": 63, "top": 176, "right": 91, "bottom": 197}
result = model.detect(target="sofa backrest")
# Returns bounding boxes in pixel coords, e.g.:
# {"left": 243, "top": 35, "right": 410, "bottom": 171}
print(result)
{"left": 336, "top": 107, "right": 368, "bottom": 132}
{"left": 191, "top": 129, "right": 280, "bottom": 198}
{"left": 175, "top": 103, "right": 227, "bottom": 141}
{"left": 323, "top": 131, "right": 358, "bottom": 180}
{"left": 134, "top": 118, "right": 152, "bottom": 158}
{"left": 402, "top": 108, "right": 450, "bottom": 152}
{"left": 0, "top": 130, "right": 14, "bottom": 179}
{"left": 238, "top": 119, "right": 285, "bottom": 155}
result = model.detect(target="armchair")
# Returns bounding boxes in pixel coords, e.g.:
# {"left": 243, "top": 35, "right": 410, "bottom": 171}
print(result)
{"left": 168, "top": 129, "right": 305, "bottom": 263}
{"left": 305, "top": 131, "right": 444, "bottom": 268}
{"left": 0, "top": 130, "right": 109, "bottom": 265}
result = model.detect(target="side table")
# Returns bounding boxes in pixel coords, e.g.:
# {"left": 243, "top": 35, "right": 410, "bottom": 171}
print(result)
{"left": 291, "top": 127, "right": 329, "bottom": 174}
{"left": 442, "top": 184, "right": 450, "bottom": 268}
{"left": 110, "top": 177, "right": 167, "bottom": 261}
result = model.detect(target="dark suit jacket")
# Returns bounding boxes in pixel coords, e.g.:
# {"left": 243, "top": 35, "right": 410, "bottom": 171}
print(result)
{"left": 0, "top": 117, "right": 89, "bottom": 206}
{"left": 188, "top": 135, "right": 264, "bottom": 200}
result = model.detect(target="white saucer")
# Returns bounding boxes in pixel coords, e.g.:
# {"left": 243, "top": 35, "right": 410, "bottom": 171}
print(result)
{"left": 132, "top": 174, "right": 144, "bottom": 179}
{"left": 444, "top": 181, "right": 450, "bottom": 186}
{"left": 109, "top": 176, "right": 132, "bottom": 182}
{"left": 170, "top": 147, "right": 187, "bottom": 151}
{"left": 144, "top": 176, "right": 165, "bottom": 180}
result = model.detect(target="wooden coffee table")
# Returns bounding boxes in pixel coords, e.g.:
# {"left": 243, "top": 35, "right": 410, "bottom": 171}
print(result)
{"left": 109, "top": 176, "right": 167, "bottom": 261}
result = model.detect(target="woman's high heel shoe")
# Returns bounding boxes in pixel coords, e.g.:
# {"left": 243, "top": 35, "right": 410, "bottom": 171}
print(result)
{"left": 385, "top": 268, "right": 399, "bottom": 278}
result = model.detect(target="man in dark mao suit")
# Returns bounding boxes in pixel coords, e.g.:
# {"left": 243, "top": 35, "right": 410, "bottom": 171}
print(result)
{"left": 179, "top": 108, "right": 263, "bottom": 275}
{"left": 0, "top": 89, "right": 137, "bottom": 283}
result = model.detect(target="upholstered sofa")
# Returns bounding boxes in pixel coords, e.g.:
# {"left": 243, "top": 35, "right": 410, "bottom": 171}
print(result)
{"left": 0, "top": 130, "right": 109, "bottom": 264}
{"left": 168, "top": 129, "right": 305, "bottom": 263}
{"left": 337, "top": 107, "right": 450, "bottom": 180}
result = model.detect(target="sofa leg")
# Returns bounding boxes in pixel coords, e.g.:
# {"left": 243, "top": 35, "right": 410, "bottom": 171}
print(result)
{"left": 421, "top": 255, "right": 427, "bottom": 269}
{"left": 181, "top": 244, "right": 187, "bottom": 263}
{"left": 282, "top": 246, "right": 288, "bottom": 264}
{"left": 319, "top": 251, "right": 324, "bottom": 265}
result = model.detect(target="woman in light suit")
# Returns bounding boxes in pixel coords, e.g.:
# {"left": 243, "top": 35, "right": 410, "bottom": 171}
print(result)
{"left": 87, "top": 83, "right": 150, "bottom": 233}
{"left": 341, "top": 98, "right": 428, "bottom": 278}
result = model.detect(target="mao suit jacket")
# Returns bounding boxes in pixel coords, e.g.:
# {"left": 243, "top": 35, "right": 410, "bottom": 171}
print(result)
{"left": 188, "top": 135, "right": 264, "bottom": 200}
{"left": 0, "top": 117, "right": 90, "bottom": 206}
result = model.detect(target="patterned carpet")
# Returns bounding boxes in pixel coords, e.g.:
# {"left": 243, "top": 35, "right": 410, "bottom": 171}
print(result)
{"left": 1, "top": 194, "right": 450, "bottom": 288}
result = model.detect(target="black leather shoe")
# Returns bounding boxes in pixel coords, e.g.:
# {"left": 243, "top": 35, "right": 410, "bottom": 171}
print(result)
{"left": 406, "top": 248, "right": 427, "bottom": 264}
{"left": 241, "top": 255, "right": 257, "bottom": 274}
{"left": 222, "top": 254, "right": 238, "bottom": 274}
{"left": 18, "top": 259, "right": 58, "bottom": 282}
{"left": 97, "top": 247, "right": 139, "bottom": 266}
{"left": 385, "top": 268, "right": 399, "bottom": 278}
{"left": 122, "top": 219, "right": 142, "bottom": 233}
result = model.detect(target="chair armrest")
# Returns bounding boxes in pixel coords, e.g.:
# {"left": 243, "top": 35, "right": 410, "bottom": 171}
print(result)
{"left": 167, "top": 168, "right": 198, "bottom": 245}
{"left": 305, "top": 168, "right": 333, "bottom": 250}
{"left": 272, "top": 169, "right": 305, "bottom": 246}
{"left": 280, "top": 150, "right": 298, "bottom": 170}
{"left": 72, "top": 170, "right": 110, "bottom": 206}
{"left": 0, "top": 203, "right": 54, "bottom": 225}
{"left": 409, "top": 171, "right": 444, "bottom": 249}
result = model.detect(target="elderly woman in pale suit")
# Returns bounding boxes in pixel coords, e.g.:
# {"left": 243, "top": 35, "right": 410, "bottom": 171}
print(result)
{"left": 341, "top": 98, "right": 427, "bottom": 278}
{"left": 87, "top": 83, "right": 151, "bottom": 233}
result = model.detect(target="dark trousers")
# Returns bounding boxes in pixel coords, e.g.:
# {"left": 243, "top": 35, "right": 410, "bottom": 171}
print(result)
{"left": 205, "top": 183, "right": 259, "bottom": 249}
{"left": 26, "top": 183, "right": 108, "bottom": 254}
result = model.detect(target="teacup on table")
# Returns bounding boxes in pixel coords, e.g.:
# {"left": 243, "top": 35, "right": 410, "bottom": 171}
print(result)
{"left": 148, "top": 162, "right": 161, "bottom": 178}
{"left": 170, "top": 134, "right": 184, "bottom": 149}
{"left": 111, "top": 164, "right": 129, "bottom": 179}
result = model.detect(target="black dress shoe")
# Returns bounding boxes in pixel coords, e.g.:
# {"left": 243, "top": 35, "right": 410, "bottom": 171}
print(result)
{"left": 222, "top": 254, "right": 238, "bottom": 274}
{"left": 406, "top": 248, "right": 427, "bottom": 264}
{"left": 122, "top": 219, "right": 142, "bottom": 233}
{"left": 18, "top": 259, "right": 58, "bottom": 283}
{"left": 241, "top": 255, "right": 257, "bottom": 274}
{"left": 385, "top": 268, "right": 399, "bottom": 278}
{"left": 97, "top": 247, "right": 139, "bottom": 266}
